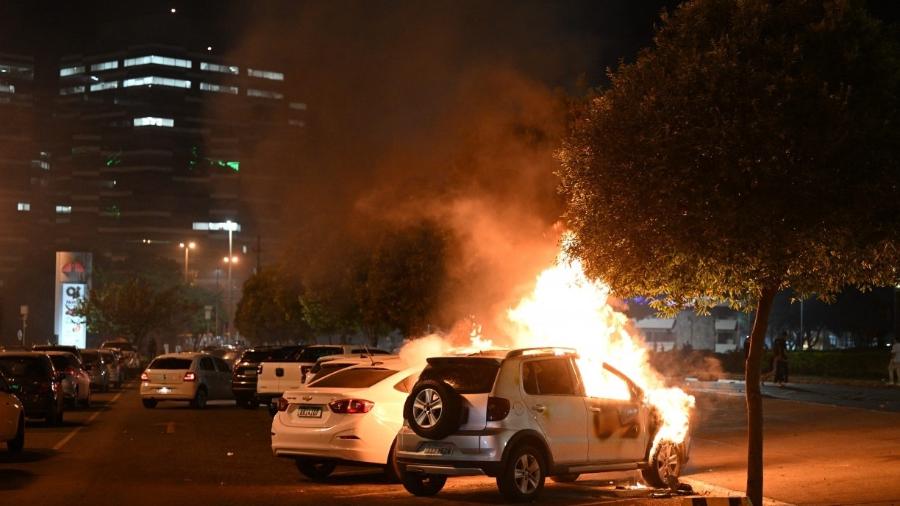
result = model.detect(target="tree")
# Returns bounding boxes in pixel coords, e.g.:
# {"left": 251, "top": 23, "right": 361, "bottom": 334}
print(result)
{"left": 234, "top": 268, "right": 311, "bottom": 345}
{"left": 557, "top": 1, "right": 900, "bottom": 504}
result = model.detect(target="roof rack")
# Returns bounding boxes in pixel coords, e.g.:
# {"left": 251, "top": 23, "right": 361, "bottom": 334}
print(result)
{"left": 505, "top": 347, "right": 579, "bottom": 358}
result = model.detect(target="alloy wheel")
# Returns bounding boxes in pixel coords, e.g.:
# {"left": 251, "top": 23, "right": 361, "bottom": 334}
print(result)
{"left": 412, "top": 388, "right": 443, "bottom": 428}
{"left": 514, "top": 453, "right": 541, "bottom": 494}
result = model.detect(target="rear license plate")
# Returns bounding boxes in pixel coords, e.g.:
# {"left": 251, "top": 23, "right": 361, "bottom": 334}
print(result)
{"left": 243, "top": 369, "right": 257, "bottom": 377}
{"left": 296, "top": 406, "right": 322, "bottom": 418}
{"left": 422, "top": 444, "right": 452, "bottom": 456}
{"left": 157, "top": 387, "right": 171, "bottom": 394}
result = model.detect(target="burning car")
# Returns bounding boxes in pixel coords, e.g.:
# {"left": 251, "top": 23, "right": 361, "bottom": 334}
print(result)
{"left": 396, "top": 347, "right": 690, "bottom": 502}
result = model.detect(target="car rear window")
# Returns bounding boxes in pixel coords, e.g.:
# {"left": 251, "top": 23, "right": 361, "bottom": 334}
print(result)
{"left": 420, "top": 358, "right": 501, "bottom": 394}
{"left": 309, "top": 368, "right": 396, "bottom": 388}
{"left": 149, "top": 358, "right": 193, "bottom": 370}
{"left": 49, "top": 355, "right": 76, "bottom": 370}
{"left": 313, "top": 362, "right": 354, "bottom": 378}
{"left": 295, "top": 347, "right": 343, "bottom": 362}
{"left": 81, "top": 351, "right": 100, "bottom": 363}
{"left": 0, "top": 356, "right": 50, "bottom": 380}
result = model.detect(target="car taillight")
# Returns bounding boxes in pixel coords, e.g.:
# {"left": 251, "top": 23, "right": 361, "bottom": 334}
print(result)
{"left": 328, "top": 399, "right": 374, "bottom": 414}
{"left": 140, "top": 371, "right": 149, "bottom": 382}
{"left": 277, "top": 397, "right": 289, "bottom": 412}
{"left": 257, "top": 364, "right": 263, "bottom": 374}
{"left": 183, "top": 371, "right": 196, "bottom": 382}
{"left": 486, "top": 396, "right": 510, "bottom": 421}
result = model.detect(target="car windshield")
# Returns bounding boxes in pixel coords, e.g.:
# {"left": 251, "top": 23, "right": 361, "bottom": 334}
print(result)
{"left": 241, "top": 348, "right": 293, "bottom": 363}
{"left": 0, "top": 356, "right": 49, "bottom": 380}
{"left": 149, "top": 357, "right": 193, "bottom": 369}
{"left": 295, "top": 347, "right": 342, "bottom": 362}
{"left": 309, "top": 367, "right": 397, "bottom": 388}
{"left": 421, "top": 358, "right": 501, "bottom": 394}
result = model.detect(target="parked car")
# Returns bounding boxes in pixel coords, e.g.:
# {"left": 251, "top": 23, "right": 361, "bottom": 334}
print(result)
{"left": 257, "top": 345, "right": 390, "bottom": 412}
{"left": 0, "top": 370, "right": 25, "bottom": 453}
{"left": 271, "top": 363, "right": 421, "bottom": 481}
{"left": 395, "top": 348, "right": 690, "bottom": 502}
{"left": 32, "top": 344, "right": 82, "bottom": 362}
{"left": 0, "top": 351, "right": 65, "bottom": 425}
{"left": 232, "top": 346, "right": 298, "bottom": 409}
{"left": 304, "top": 354, "right": 402, "bottom": 384}
{"left": 140, "top": 353, "right": 234, "bottom": 409}
{"left": 98, "top": 349, "right": 123, "bottom": 389}
{"left": 46, "top": 351, "right": 92, "bottom": 408}
{"left": 100, "top": 339, "right": 141, "bottom": 375}
{"left": 80, "top": 349, "right": 110, "bottom": 392}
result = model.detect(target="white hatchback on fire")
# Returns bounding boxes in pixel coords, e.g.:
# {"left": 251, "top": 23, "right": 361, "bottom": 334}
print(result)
{"left": 270, "top": 363, "right": 421, "bottom": 481}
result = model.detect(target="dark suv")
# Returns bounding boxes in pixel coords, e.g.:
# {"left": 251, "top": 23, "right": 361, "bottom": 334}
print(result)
{"left": 0, "top": 352, "right": 65, "bottom": 425}
{"left": 232, "top": 347, "right": 300, "bottom": 409}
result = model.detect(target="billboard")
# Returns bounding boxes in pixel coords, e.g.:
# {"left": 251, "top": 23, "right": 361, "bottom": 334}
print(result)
{"left": 54, "top": 252, "right": 92, "bottom": 348}
{"left": 59, "top": 283, "right": 87, "bottom": 348}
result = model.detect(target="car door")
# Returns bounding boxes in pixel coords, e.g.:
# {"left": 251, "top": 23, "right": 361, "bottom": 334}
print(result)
{"left": 0, "top": 374, "right": 15, "bottom": 440}
{"left": 213, "top": 358, "right": 233, "bottom": 399}
{"left": 520, "top": 357, "right": 588, "bottom": 464}
{"left": 199, "top": 357, "right": 219, "bottom": 397}
{"left": 582, "top": 364, "right": 651, "bottom": 464}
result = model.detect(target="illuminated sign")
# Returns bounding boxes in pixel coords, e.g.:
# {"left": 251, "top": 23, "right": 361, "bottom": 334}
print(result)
{"left": 59, "top": 283, "right": 86, "bottom": 348}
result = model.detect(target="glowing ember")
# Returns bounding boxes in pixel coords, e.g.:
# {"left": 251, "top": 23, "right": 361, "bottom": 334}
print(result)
{"left": 499, "top": 241, "right": 695, "bottom": 451}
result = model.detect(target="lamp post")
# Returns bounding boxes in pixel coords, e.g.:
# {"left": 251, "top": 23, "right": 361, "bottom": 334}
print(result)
{"left": 223, "top": 254, "right": 239, "bottom": 339}
{"left": 192, "top": 220, "right": 240, "bottom": 338}
{"left": 179, "top": 241, "right": 196, "bottom": 283}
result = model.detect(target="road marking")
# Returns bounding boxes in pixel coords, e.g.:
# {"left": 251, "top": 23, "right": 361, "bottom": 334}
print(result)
{"left": 53, "top": 391, "right": 123, "bottom": 451}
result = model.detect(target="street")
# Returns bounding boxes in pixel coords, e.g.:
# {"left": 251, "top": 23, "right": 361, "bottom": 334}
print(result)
{"left": 2, "top": 383, "right": 898, "bottom": 505}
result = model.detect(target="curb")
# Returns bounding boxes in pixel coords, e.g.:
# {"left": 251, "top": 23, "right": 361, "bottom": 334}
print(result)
{"left": 686, "top": 499, "right": 751, "bottom": 506}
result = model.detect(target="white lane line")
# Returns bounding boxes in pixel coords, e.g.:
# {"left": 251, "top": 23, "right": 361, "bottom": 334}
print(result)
{"left": 52, "top": 391, "right": 123, "bottom": 451}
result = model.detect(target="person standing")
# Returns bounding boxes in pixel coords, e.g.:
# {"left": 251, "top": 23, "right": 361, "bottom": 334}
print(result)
{"left": 773, "top": 331, "right": 789, "bottom": 386}
{"left": 889, "top": 339, "right": 900, "bottom": 386}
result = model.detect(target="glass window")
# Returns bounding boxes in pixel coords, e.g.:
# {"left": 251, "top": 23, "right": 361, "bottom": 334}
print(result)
{"left": 420, "top": 358, "right": 501, "bottom": 394}
{"left": 213, "top": 358, "right": 231, "bottom": 373}
{"left": 0, "top": 84, "right": 14, "bottom": 94}
{"left": 247, "top": 68, "right": 284, "bottom": 81}
{"left": 522, "top": 358, "right": 578, "bottom": 396}
{"left": 309, "top": 368, "right": 396, "bottom": 388}
{"left": 149, "top": 358, "right": 193, "bottom": 370}
{"left": 0, "top": 63, "right": 33, "bottom": 79}
{"left": 59, "top": 85, "right": 85, "bottom": 95}
{"left": 16, "top": 202, "right": 30, "bottom": 212}
{"left": 0, "top": 372, "right": 8, "bottom": 392}
{"left": 0, "top": 356, "right": 50, "bottom": 381}
{"left": 247, "top": 88, "right": 283, "bottom": 99}
{"left": 133, "top": 117, "right": 174, "bottom": 128}
{"left": 289, "top": 102, "right": 307, "bottom": 110}
{"left": 200, "top": 62, "right": 239, "bottom": 74}
{"left": 90, "top": 60, "right": 119, "bottom": 71}
{"left": 56, "top": 205, "right": 72, "bottom": 214}
{"left": 200, "top": 358, "right": 215, "bottom": 371}
{"left": 90, "top": 81, "right": 118, "bottom": 92}
{"left": 59, "top": 65, "right": 84, "bottom": 77}
{"left": 124, "top": 55, "right": 191, "bottom": 68}
{"left": 123, "top": 76, "right": 190, "bottom": 89}
{"left": 199, "top": 82, "right": 238, "bottom": 94}
{"left": 295, "top": 347, "right": 343, "bottom": 362}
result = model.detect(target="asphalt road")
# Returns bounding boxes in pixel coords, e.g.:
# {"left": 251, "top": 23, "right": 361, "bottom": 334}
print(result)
{"left": 1, "top": 383, "right": 898, "bottom": 506}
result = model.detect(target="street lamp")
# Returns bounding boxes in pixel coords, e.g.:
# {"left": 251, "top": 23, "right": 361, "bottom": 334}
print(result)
{"left": 223, "top": 253, "right": 239, "bottom": 340}
{"left": 192, "top": 220, "right": 241, "bottom": 339}
{"left": 179, "top": 241, "right": 196, "bottom": 283}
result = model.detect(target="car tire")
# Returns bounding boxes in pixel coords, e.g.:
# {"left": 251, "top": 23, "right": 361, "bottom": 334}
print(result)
{"left": 7, "top": 415, "right": 24, "bottom": 453}
{"left": 550, "top": 473, "right": 580, "bottom": 483}
{"left": 191, "top": 387, "right": 208, "bottom": 409}
{"left": 401, "top": 472, "right": 447, "bottom": 496}
{"left": 142, "top": 398, "right": 158, "bottom": 409}
{"left": 81, "top": 391, "right": 92, "bottom": 408}
{"left": 295, "top": 459, "right": 336, "bottom": 482}
{"left": 403, "top": 379, "right": 463, "bottom": 440}
{"left": 384, "top": 440, "right": 404, "bottom": 483}
{"left": 641, "top": 441, "right": 683, "bottom": 488}
{"left": 497, "top": 444, "right": 547, "bottom": 503}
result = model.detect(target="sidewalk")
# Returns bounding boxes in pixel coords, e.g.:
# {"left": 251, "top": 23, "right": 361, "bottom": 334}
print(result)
{"left": 684, "top": 377, "right": 900, "bottom": 412}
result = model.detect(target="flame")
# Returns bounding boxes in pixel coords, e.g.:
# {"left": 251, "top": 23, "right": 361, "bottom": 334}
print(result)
{"left": 500, "top": 244, "right": 695, "bottom": 451}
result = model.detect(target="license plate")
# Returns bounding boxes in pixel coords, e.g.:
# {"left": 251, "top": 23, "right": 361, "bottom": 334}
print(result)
{"left": 296, "top": 406, "right": 322, "bottom": 418}
{"left": 243, "top": 370, "right": 257, "bottom": 377}
{"left": 422, "top": 444, "right": 452, "bottom": 456}
{"left": 157, "top": 387, "right": 171, "bottom": 394}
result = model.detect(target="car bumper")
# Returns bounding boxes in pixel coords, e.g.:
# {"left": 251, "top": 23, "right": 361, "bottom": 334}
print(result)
{"left": 270, "top": 412, "right": 393, "bottom": 466}
{"left": 140, "top": 382, "right": 197, "bottom": 400}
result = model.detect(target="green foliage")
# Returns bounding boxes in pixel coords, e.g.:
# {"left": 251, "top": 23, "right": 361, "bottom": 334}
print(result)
{"left": 234, "top": 268, "right": 311, "bottom": 345}
{"left": 558, "top": 0, "right": 900, "bottom": 313}
{"left": 717, "top": 349, "right": 891, "bottom": 379}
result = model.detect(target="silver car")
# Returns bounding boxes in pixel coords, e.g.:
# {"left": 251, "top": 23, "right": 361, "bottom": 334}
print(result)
{"left": 80, "top": 349, "right": 110, "bottom": 392}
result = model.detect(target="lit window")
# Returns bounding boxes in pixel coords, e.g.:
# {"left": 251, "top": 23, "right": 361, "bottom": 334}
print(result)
{"left": 0, "top": 64, "right": 33, "bottom": 79}
{"left": 123, "top": 55, "right": 191, "bottom": 69}
{"left": 247, "top": 88, "right": 283, "bottom": 99}
{"left": 199, "top": 82, "right": 238, "bottom": 94}
{"left": 60, "top": 85, "right": 85, "bottom": 95}
{"left": 288, "top": 119, "right": 305, "bottom": 127}
{"left": 16, "top": 202, "right": 30, "bottom": 212}
{"left": 0, "top": 84, "right": 14, "bottom": 94}
{"left": 31, "top": 160, "right": 50, "bottom": 170}
{"left": 90, "top": 60, "right": 119, "bottom": 71}
{"left": 247, "top": 68, "right": 284, "bottom": 81}
{"left": 123, "top": 76, "right": 191, "bottom": 89}
{"left": 133, "top": 117, "right": 174, "bottom": 127}
{"left": 56, "top": 205, "right": 72, "bottom": 214}
{"left": 59, "top": 65, "right": 85, "bottom": 77}
{"left": 90, "top": 81, "right": 118, "bottom": 92}
{"left": 289, "top": 102, "right": 307, "bottom": 110}
{"left": 200, "top": 62, "right": 239, "bottom": 74}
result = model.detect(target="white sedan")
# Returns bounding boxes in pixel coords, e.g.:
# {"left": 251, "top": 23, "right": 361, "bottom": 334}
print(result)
{"left": 271, "top": 364, "right": 420, "bottom": 481}
{"left": 0, "top": 371, "right": 24, "bottom": 453}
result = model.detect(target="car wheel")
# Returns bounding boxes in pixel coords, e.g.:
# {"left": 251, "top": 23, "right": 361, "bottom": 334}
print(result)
{"left": 384, "top": 439, "right": 404, "bottom": 483}
{"left": 550, "top": 473, "right": 580, "bottom": 483}
{"left": 497, "top": 444, "right": 546, "bottom": 503}
{"left": 641, "top": 440, "right": 683, "bottom": 488}
{"left": 142, "top": 398, "right": 158, "bottom": 409}
{"left": 191, "top": 388, "right": 208, "bottom": 409}
{"left": 81, "top": 390, "right": 92, "bottom": 409}
{"left": 295, "top": 458, "right": 336, "bottom": 482}
{"left": 403, "top": 379, "right": 463, "bottom": 440}
{"left": 7, "top": 415, "right": 24, "bottom": 453}
{"left": 402, "top": 472, "right": 447, "bottom": 496}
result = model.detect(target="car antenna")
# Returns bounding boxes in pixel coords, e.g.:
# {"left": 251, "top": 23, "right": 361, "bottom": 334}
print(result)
{"left": 362, "top": 344, "right": 377, "bottom": 366}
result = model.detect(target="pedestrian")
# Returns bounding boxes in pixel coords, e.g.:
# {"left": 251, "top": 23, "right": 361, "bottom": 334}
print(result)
{"left": 889, "top": 338, "right": 900, "bottom": 386}
{"left": 773, "top": 331, "right": 789, "bottom": 386}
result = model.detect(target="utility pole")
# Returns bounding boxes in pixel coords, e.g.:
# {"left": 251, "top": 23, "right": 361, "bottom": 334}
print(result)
{"left": 256, "top": 234, "right": 261, "bottom": 274}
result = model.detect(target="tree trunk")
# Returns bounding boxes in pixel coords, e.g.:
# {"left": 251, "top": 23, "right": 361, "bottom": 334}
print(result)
{"left": 745, "top": 285, "right": 778, "bottom": 506}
